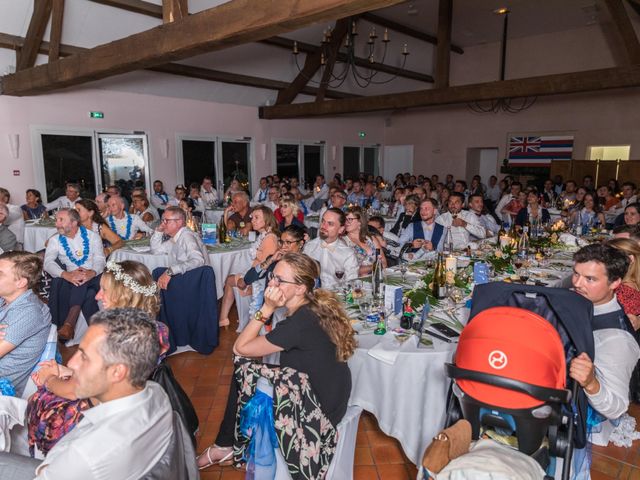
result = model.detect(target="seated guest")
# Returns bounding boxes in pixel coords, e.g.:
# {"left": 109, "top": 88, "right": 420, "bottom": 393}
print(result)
{"left": 44, "top": 208, "right": 105, "bottom": 341}
{"left": 436, "top": 193, "right": 485, "bottom": 249}
{"left": 569, "top": 192, "right": 606, "bottom": 229}
{"left": 277, "top": 194, "right": 305, "bottom": 231}
{"left": 390, "top": 194, "right": 420, "bottom": 237}
{"left": 0, "top": 252, "right": 51, "bottom": 396}
{"left": 0, "top": 203, "right": 17, "bottom": 253}
{"left": 172, "top": 185, "right": 188, "bottom": 207}
{"left": 150, "top": 206, "right": 211, "bottom": 291}
{"left": 253, "top": 177, "right": 269, "bottom": 204}
{"left": 44, "top": 183, "right": 81, "bottom": 211}
{"left": 438, "top": 186, "right": 451, "bottom": 214}
{"left": 303, "top": 208, "right": 359, "bottom": 289}
{"left": 598, "top": 185, "right": 620, "bottom": 225}
{"left": 613, "top": 224, "right": 640, "bottom": 242}
{"left": 558, "top": 180, "right": 578, "bottom": 206}
{"left": 197, "top": 252, "right": 355, "bottom": 469}
{"left": 106, "top": 195, "right": 154, "bottom": 241}
{"left": 343, "top": 207, "right": 387, "bottom": 276}
{"left": 607, "top": 238, "right": 640, "bottom": 330}
{"left": 21, "top": 189, "right": 47, "bottom": 220}
{"left": 501, "top": 190, "right": 527, "bottom": 224}
{"left": 187, "top": 183, "right": 204, "bottom": 218}
{"left": 346, "top": 180, "right": 364, "bottom": 206}
{"left": 399, "top": 198, "right": 444, "bottom": 257}
{"left": 612, "top": 182, "right": 638, "bottom": 218}
{"left": 495, "top": 182, "right": 522, "bottom": 225}
{"left": 319, "top": 189, "right": 348, "bottom": 219}
{"left": 218, "top": 206, "right": 279, "bottom": 328}
{"left": 263, "top": 186, "right": 280, "bottom": 212}
{"left": 105, "top": 185, "right": 129, "bottom": 211}
{"left": 361, "top": 182, "right": 381, "bottom": 209}
{"left": 468, "top": 194, "right": 500, "bottom": 239}
{"left": 27, "top": 260, "right": 167, "bottom": 457}
{"left": 131, "top": 194, "right": 159, "bottom": 224}
{"left": 224, "top": 191, "right": 253, "bottom": 236}
{"left": 303, "top": 174, "right": 330, "bottom": 212}
{"left": 200, "top": 176, "right": 218, "bottom": 206}
{"left": 1, "top": 309, "right": 175, "bottom": 479}
{"left": 389, "top": 187, "right": 406, "bottom": 217}
{"left": 94, "top": 192, "right": 110, "bottom": 218}
{"left": 224, "top": 178, "right": 245, "bottom": 201}
{"left": 570, "top": 244, "right": 640, "bottom": 446}
{"left": 0, "top": 188, "right": 25, "bottom": 246}
{"left": 540, "top": 179, "right": 556, "bottom": 208}
{"left": 150, "top": 180, "right": 175, "bottom": 214}
{"left": 275, "top": 192, "right": 304, "bottom": 225}
{"left": 622, "top": 203, "right": 640, "bottom": 227}
{"left": 515, "top": 191, "right": 551, "bottom": 229}
{"left": 75, "top": 199, "right": 124, "bottom": 257}
{"left": 289, "top": 186, "right": 309, "bottom": 216}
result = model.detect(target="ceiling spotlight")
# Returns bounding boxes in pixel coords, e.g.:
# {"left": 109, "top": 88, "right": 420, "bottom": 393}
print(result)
{"left": 493, "top": 7, "right": 510, "bottom": 15}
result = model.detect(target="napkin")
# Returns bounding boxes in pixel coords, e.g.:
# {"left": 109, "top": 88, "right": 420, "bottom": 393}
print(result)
{"left": 367, "top": 336, "right": 402, "bottom": 365}
{"left": 130, "top": 245, "right": 151, "bottom": 253}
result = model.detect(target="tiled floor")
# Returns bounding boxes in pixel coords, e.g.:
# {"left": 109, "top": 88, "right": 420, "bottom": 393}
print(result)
{"left": 65, "top": 306, "right": 640, "bottom": 479}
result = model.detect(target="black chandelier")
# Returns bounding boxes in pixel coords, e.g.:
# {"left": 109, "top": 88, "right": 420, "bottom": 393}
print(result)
{"left": 292, "top": 19, "right": 409, "bottom": 89}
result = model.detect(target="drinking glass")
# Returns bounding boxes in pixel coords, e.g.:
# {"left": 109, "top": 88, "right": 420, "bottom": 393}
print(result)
{"left": 334, "top": 269, "right": 345, "bottom": 293}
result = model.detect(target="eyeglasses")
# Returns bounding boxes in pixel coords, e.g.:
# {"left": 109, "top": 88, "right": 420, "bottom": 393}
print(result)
{"left": 345, "top": 217, "right": 359, "bottom": 223}
{"left": 267, "top": 271, "right": 298, "bottom": 285}
{"left": 278, "top": 239, "right": 300, "bottom": 246}
{"left": 161, "top": 218, "right": 181, "bottom": 224}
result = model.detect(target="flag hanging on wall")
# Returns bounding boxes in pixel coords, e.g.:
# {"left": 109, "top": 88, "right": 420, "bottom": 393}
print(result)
{"left": 507, "top": 135, "right": 574, "bottom": 166}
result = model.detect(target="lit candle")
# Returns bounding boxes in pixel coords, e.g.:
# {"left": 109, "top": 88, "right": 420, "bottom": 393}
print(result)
{"left": 499, "top": 235, "right": 510, "bottom": 248}
{"left": 445, "top": 256, "right": 457, "bottom": 273}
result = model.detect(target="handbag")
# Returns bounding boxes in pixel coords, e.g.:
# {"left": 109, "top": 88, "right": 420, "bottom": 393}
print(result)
{"left": 151, "top": 361, "right": 199, "bottom": 447}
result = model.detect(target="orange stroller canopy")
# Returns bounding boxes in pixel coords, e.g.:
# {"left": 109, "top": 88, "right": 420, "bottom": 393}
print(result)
{"left": 455, "top": 306, "right": 567, "bottom": 410}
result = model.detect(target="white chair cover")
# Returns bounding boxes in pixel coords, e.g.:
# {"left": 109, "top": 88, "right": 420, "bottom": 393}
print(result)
{"left": 233, "top": 288, "right": 251, "bottom": 333}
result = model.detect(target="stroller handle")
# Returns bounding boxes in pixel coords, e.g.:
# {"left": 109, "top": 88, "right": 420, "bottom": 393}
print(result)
{"left": 445, "top": 363, "right": 572, "bottom": 404}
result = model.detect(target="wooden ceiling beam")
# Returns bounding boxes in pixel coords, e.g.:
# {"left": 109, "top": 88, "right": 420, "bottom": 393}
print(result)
{"left": 602, "top": 0, "right": 640, "bottom": 64}
{"left": 48, "top": 0, "right": 65, "bottom": 61}
{"left": 0, "top": 32, "right": 356, "bottom": 100}
{"left": 1, "top": 0, "right": 405, "bottom": 96}
{"left": 86, "top": 0, "right": 162, "bottom": 18}
{"left": 261, "top": 36, "right": 433, "bottom": 83}
{"left": 17, "top": 0, "right": 53, "bottom": 71}
{"left": 360, "top": 12, "right": 464, "bottom": 55}
{"left": 259, "top": 64, "right": 640, "bottom": 119}
{"left": 162, "top": 0, "right": 188, "bottom": 23}
{"left": 434, "top": 0, "right": 452, "bottom": 88}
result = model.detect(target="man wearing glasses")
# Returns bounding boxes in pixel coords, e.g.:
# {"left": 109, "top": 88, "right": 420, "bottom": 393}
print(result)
{"left": 318, "top": 190, "right": 347, "bottom": 220}
{"left": 150, "top": 207, "right": 210, "bottom": 290}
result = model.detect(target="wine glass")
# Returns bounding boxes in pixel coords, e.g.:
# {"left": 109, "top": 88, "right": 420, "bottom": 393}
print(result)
{"left": 334, "top": 269, "right": 345, "bottom": 293}
{"left": 399, "top": 263, "right": 408, "bottom": 282}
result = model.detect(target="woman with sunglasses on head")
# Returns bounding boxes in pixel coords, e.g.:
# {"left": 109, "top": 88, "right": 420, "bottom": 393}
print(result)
{"left": 198, "top": 252, "right": 356, "bottom": 470}
{"left": 343, "top": 206, "right": 387, "bottom": 276}
{"left": 218, "top": 206, "right": 279, "bottom": 328}
{"left": 277, "top": 193, "right": 305, "bottom": 231}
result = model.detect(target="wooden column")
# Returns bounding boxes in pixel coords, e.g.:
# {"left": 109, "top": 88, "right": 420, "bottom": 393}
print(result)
{"left": 162, "top": 0, "right": 188, "bottom": 23}
{"left": 17, "top": 0, "right": 52, "bottom": 70}
{"left": 48, "top": 0, "right": 64, "bottom": 61}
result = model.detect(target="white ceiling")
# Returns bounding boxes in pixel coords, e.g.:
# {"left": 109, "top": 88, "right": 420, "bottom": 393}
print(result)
{"left": 0, "top": 0, "right": 627, "bottom": 107}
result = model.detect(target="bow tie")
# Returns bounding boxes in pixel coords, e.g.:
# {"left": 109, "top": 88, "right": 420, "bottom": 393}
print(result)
{"left": 320, "top": 241, "right": 336, "bottom": 252}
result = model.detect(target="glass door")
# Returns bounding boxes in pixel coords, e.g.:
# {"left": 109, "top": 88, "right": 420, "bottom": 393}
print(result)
{"left": 218, "top": 139, "right": 251, "bottom": 193}
{"left": 180, "top": 138, "right": 216, "bottom": 188}
{"left": 303, "top": 144, "right": 325, "bottom": 187}
{"left": 343, "top": 146, "right": 360, "bottom": 180}
{"left": 275, "top": 143, "right": 300, "bottom": 180}
{"left": 97, "top": 133, "right": 150, "bottom": 198}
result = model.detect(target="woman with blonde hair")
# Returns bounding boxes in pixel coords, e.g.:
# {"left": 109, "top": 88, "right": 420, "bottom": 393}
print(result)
{"left": 276, "top": 192, "right": 305, "bottom": 231}
{"left": 199, "top": 252, "right": 355, "bottom": 469}
{"left": 608, "top": 237, "right": 640, "bottom": 330}
{"left": 26, "top": 260, "right": 168, "bottom": 456}
{"left": 219, "top": 205, "right": 279, "bottom": 327}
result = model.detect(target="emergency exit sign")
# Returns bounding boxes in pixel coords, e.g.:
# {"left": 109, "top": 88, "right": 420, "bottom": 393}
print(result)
{"left": 89, "top": 111, "right": 104, "bottom": 119}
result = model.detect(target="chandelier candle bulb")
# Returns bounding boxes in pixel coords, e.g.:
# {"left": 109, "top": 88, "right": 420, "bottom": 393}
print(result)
{"left": 383, "top": 28, "right": 389, "bottom": 42}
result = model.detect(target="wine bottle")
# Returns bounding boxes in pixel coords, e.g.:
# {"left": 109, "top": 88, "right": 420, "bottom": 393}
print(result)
{"left": 498, "top": 222, "right": 507, "bottom": 238}
{"left": 518, "top": 225, "right": 529, "bottom": 259}
{"left": 371, "top": 249, "right": 385, "bottom": 301}
{"left": 218, "top": 219, "right": 226, "bottom": 244}
{"left": 443, "top": 226, "right": 454, "bottom": 255}
{"left": 432, "top": 253, "right": 447, "bottom": 299}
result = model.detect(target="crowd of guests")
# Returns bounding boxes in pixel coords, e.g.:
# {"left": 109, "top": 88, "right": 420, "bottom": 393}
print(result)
{"left": 0, "top": 169, "right": 638, "bottom": 478}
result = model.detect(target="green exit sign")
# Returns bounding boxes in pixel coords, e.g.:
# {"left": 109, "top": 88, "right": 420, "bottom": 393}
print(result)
{"left": 358, "top": 131, "right": 366, "bottom": 138}
{"left": 89, "top": 111, "right": 104, "bottom": 119}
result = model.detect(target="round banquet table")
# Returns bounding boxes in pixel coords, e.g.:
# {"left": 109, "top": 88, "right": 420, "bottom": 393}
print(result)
{"left": 23, "top": 223, "right": 57, "bottom": 252}
{"left": 204, "top": 208, "right": 225, "bottom": 225}
{"left": 110, "top": 244, "right": 252, "bottom": 299}
{"left": 348, "top": 320, "right": 457, "bottom": 465}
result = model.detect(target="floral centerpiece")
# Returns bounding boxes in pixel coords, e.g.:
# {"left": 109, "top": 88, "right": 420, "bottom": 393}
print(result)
{"left": 484, "top": 244, "right": 517, "bottom": 275}
{"left": 402, "top": 268, "right": 471, "bottom": 310}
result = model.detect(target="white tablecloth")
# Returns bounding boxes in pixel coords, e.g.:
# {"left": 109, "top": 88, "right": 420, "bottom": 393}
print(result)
{"left": 110, "top": 245, "right": 252, "bottom": 298}
{"left": 349, "top": 329, "right": 455, "bottom": 464}
{"left": 204, "top": 209, "right": 224, "bottom": 225}
{"left": 23, "top": 224, "right": 57, "bottom": 252}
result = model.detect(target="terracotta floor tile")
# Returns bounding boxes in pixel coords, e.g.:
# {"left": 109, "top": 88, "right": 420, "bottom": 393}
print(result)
{"left": 628, "top": 466, "right": 640, "bottom": 480}
{"left": 371, "top": 444, "right": 406, "bottom": 464}
{"left": 356, "top": 430, "right": 370, "bottom": 447}
{"left": 589, "top": 470, "right": 617, "bottom": 480}
{"left": 199, "top": 470, "right": 222, "bottom": 480}
{"left": 376, "top": 463, "right": 411, "bottom": 480}
{"left": 354, "top": 465, "right": 379, "bottom": 480}
{"left": 354, "top": 447, "right": 375, "bottom": 466}
{"left": 591, "top": 453, "right": 623, "bottom": 478}
{"left": 219, "top": 468, "right": 246, "bottom": 479}
{"left": 366, "top": 430, "right": 397, "bottom": 447}
{"left": 592, "top": 442, "right": 632, "bottom": 462}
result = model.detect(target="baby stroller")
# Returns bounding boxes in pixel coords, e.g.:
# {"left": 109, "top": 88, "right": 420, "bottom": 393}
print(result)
{"left": 445, "top": 282, "right": 595, "bottom": 480}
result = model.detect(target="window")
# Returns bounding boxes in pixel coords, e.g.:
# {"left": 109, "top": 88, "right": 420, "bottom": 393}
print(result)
{"left": 181, "top": 139, "right": 216, "bottom": 188}
{"left": 588, "top": 146, "right": 630, "bottom": 161}
{"left": 221, "top": 140, "right": 251, "bottom": 192}
{"left": 273, "top": 141, "right": 325, "bottom": 187}
{"left": 342, "top": 145, "right": 380, "bottom": 180}
{"left": 40, "top": 133, "right": 95, "bottom": 201}
{"left": 98, "top": 133, "right": 150, "bottom": 197}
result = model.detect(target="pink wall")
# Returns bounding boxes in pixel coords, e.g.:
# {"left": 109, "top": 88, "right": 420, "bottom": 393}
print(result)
{"left": 0, "top": 88, "right": 385, "bottom": 202}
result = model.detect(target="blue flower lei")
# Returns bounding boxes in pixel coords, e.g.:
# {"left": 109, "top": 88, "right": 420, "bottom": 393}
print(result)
{"left": 109, "top": 213, "right": 133, "bottom": 240}
{"left": 60, "top": 226, "right": 90, "bottom": 267}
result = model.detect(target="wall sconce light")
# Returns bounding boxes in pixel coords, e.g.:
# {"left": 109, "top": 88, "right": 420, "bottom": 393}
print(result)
{"left": 8, "top": 134, "right": 19, "bottom": 159}
{"left": 260, "top": 143, "right": 267, "bottom": 162}
{"left": 331, "top": 145, "right": 337, "bottom": 162}
{"left": 160, "top": 138, "right": 169, "bottom": 159}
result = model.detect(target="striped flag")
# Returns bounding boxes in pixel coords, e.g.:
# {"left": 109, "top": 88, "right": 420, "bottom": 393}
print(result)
{"left": 508, "top": 135, "right": 574, "bottom": 166}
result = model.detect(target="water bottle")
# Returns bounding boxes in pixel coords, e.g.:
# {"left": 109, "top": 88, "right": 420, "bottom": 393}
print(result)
{"left": 518, "top": 226, "right": 529, "bottom": 259}
{"left": 371, "top": 249, "right": 385, "bottom": 301}
{"left": 443, "top": 226, "right": 454, "bottom": 255}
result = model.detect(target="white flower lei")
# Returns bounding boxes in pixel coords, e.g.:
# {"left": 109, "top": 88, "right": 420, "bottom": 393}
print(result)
{"left": 105, "top": 260, "right": 158, "bottom": 297}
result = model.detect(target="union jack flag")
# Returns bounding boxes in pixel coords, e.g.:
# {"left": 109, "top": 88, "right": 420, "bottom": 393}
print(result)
{"left": 508, "top": 135, "right": 573, "bottom": 166}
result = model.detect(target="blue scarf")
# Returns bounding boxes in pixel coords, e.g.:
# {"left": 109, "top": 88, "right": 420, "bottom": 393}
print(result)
{"left": 239, "top": 390, "right": 278, "bottom": 478}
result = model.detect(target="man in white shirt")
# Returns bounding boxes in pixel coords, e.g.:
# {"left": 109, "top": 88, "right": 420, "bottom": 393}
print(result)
{"left": 151, "top": 206, "right": 210, "bottom": 290}
{"left": 200, "top": 176, "right": 218, "bottom": 207}
{"left": 44, "top": 183, "right": 81, "bottom": 211}
{"left": 0, "top": 188, "right": 25, "bottom": 245}
{"left": 94, "top": 192, "right": 110, "bottom": 218}
{"left": 304, "top": 175, "right": 329, "bottom": 212}
{"left": 303, "top": 208, "right": 358, "bottom": 289}
{"left": 150, "top": 180, "right": 175, "bottom": 213}
{"left": 494, "top": 182, "right": 522, "bottom": 225}
{"left": 290, "top": 177, "right": 306, "bottom": 196}
{"left": 436, "top": 193, "right": 485, "bottom": 250}
{"left": 346, "top": 180, "right": 364, "bottom": 206}
{"left": 106, "top": 196, "right": 154, "bottom": 241}
{"left": 399, "top": 198, "right": 444, "bottom": 255}
{"left": 570, "top": 244, "right": 640, "bottom": 446}
{"left": 0, "top": 204, "right": 17, "bottom": 253}
{"left": 263, "top": 186, "right": 280, "bottom": 212}
{"left": 252, "top": 177, "right": 269, "bottom": 204}
{"left": 27, "top": 308, "right": 174, "bottom": 479}
{"left": 44, "top": 208, "right": 105, "bottom": 341}
{"left": 485, "top": 175, "right": 501, "bottom": 211}
{"left": 613, "top": 182, "right": 638, "bottom": 217}
{"left": 468, "top": 194, "right": 500, "bottom": 239}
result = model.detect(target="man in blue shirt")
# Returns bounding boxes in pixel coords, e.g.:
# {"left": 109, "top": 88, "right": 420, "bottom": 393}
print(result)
{"left": 0, "top": 251, "right": 51, "bottom": 396}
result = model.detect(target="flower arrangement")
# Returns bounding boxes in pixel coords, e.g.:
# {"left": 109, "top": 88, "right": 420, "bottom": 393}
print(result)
{"left": 485, "top": 244, "right": 517, "bottom": 274}
{"left": 403, "top": 268, "right": 470, "bottom": 310}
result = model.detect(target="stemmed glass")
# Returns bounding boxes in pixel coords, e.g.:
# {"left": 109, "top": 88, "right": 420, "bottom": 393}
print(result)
{"left": 334, "top": 269, "right": 345, "bottom": 293}
{"left": 399, "top": 262, "right": 408, "bottom": 282}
